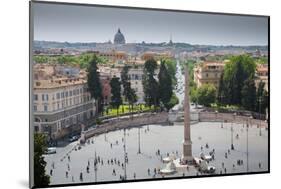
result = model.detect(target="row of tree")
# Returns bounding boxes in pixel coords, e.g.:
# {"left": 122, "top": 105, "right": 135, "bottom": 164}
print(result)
{"left": 142, "top": 59, "right": 178, "bottom": 111}
{"left": 190, "top": 55, "right": 268, "bottom": 114}
{"left": 87, "top": 55, "right": 178, "bottom": 115}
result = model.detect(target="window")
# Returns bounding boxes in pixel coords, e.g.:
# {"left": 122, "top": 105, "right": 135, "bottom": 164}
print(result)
{"left": 80, "top": 88, "right": 83, "bottom": 94}
{"left": 34, "top": 94, "right": 38, "bottom": 101}
{"left": 34, "top": 126, "right": 39, "bottom": 132}
{"left": 46, "top": 94, "right": 49, "bottom": 101}
{"left": 56, "top": 93, "right": 60, "bottom": 99}
{"left": 34, "top": 105, "right": 37, "bottom": 111}
{"left": 206, "top": 73, "right": 209, "bottom": 77}
{"left": 61, "top": 92, "right": 64, "bottom": 98}
{"left": 70, "top": 90, "right": 72, "bottom": 96}
{"left": 42, "top": 94, "right": 45, "bottom": 101}
{"left": 65, "top": 91, "right": 68, "bottom": 97}
{"left": 57, "top": 103, "right": 60, "bottom": 109}
{"left": 44, "top": 105, "right": 48, "bottom": 112}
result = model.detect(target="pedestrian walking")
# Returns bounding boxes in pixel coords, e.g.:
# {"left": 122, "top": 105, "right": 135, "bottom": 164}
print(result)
{"left": 80, "top": 172, "right": 83, "bottom": 181}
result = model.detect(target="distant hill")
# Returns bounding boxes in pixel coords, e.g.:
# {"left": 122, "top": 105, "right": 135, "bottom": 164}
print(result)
{"left": 33, "top": 40, "right": 268, "bottom": 52}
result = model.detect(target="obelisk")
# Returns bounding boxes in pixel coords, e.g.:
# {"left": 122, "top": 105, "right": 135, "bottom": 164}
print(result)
{"left": 182, "top": 65, "right": 193, "bottom": 164}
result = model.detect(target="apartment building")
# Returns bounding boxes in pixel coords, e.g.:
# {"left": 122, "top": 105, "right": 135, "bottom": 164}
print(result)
{"left": 193, "top": 61, "right": 225, "bottom": 88}
{"left": 33, "top": 64, "right": 96, "bottom": 140}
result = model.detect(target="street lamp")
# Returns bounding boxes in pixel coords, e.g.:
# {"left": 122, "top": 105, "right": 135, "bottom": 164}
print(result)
{"left": 88, "top": 151, "right": 98, "bottom": 182}
{"left": 137, "top": 127, "right": 141, "bottom": 154}
{"left": 246, "top": 116, "right": 253, "bottom": 172}
{"left": 123, "top": 129, "right": 127, "bottom": 180}
{"left": 258, "top": 96, "right": 262, "bottom": 136}
{"left": 215, "top": 110, "right": 218, "bottom": 122}
{"left": 231, "top": 113, "right": 236, "bottom": 150}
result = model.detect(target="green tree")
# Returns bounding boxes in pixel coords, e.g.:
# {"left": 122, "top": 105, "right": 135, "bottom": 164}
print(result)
{"left": 166, "top": 93, "right": 179, "bottom": 110}
{"left": 121, "top": 65, "right": 138, "bottom": 113}
{"left": 34, "top": 133, "right": 50, "bottom": 187}
{"left": 143, "top": 59, "right": 159, "bottom": 110}
{"left": 190, "top": 87, "right": 198, "bottom": 104}
{"left": 222, "top": 55, "right": 256, "bottom": 105}
{"left": 164, "top": 59, "right": 177, "bottom": 85}
{"left": 34, "top": 55, "right": 49, "bottom": 64}
{"left": 241, "top": 77, "right": 256, "bottom": 111}
{"left": 121, "top": 65, "right": 131, "bottom": 101}
{"left": 158, "top": 61, "right": 173, "bottom": 110}
{"left": 256, "top": 81, "right": 268, "bottom": 114}
{"left": 110, "top": 76, "right": 122, "bottom": 115}
{"left": 197, "top": 84, "right": 216, "bottom": 107}
{"left": 127, "top": 88, "right": 138, "bottom": 113}
{"left": 87, "top": 55, "right": 103, "bottom": 114}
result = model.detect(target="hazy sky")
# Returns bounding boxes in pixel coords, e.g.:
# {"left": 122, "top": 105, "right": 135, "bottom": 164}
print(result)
{"left": 33, "top": 2, "right": 268, "bottom": 46}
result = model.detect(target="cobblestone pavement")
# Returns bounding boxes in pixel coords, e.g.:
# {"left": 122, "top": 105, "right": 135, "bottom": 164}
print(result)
{"left": 44, "top": 122, "right": 268, "bottom": 185}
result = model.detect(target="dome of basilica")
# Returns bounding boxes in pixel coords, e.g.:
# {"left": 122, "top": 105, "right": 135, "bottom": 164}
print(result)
{"left": 114, "top": 28, "right": 126, "bottom": 44}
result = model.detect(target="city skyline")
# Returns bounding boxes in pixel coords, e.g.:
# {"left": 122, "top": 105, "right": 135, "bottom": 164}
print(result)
{"left": 33, "top": 3, "right": 268, "bottom": 46}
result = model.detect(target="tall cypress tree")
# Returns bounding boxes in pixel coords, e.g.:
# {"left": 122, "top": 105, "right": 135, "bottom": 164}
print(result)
{"left": 110, "top": 76, "right": 122, "bottom": 115}
{"left": 121, "top": 65, "right": 131, "bottom": 101}
{"left": 158, "top": 60, "right": 173, "bottom": 110}
{"left": 143, "top": 59, "right": 159, "bottom": 110}
{"left": 87, "top": 55, "right": 102, "bottom": 114}
{"left": 121, "top": 65, "right": 137, "bottom": 112}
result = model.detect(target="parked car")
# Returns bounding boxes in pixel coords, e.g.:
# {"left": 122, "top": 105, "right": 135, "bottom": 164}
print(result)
{"left": 68, "top": 135, "right": 80, "bottom": 142}
{"left": 46, "top": 147, "right": 56, "bottom": 154}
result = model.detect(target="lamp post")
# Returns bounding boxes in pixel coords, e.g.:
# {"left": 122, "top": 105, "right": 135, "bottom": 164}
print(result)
{"left": 94, "top": 151, "right": 98, "bottom": 182}
{"left": 246, "top": 116, "right": 252, "bottom": 172}
{"left": 258, "top": 96, "right": 262, "bottom": 136}
{"left": 137, "top": 127, "right": 141, "bottom": 154}
{"left": 215, "top": 110, "right": 218, "bottom": 122}
{"left": 88, "top": 151, "right": 98, "bottom": 182}
{"left": 231, "top": 113, "right": 236, "bottom": 150}
{"left": 123, "top": 129, "right": 127, "bottom": 180}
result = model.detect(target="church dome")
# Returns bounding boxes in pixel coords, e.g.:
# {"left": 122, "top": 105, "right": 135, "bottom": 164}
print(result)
{"left": 114, "top": 28, "right": 126, "bottom": 44}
